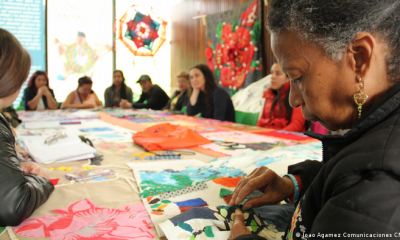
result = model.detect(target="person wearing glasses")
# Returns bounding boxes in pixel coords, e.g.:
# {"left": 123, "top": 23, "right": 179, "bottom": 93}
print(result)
{"left": 23, "top": 71, "right": 58, "bottom": 110}
{"left": 61, "top": 76, "right": 102, "bottom": 109}
{"left": 0, "top": 28, "right": 54, "bottom": 227}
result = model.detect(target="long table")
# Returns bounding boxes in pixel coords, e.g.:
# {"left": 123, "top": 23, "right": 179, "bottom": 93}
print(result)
{"left": 0, "top": 109, "right": 318, "bottom": 240}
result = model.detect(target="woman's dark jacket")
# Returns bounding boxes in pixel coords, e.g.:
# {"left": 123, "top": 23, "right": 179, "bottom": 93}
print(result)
{"left": 0, "top": 115, "right": 54, "bottom": 227}
{"left": 23, "top": 87, "right": 56, "bottom": 110}
{"left": 0, "top": 106, "right": 21, "bottom": 128}
{"left": 162, "top": 89, "right": 189, "bottom": 111}
{"left": 104, "top": 85, "right": 133, "bottom": 107}
{"left": 237, "top": 83, "right": 400, "bottom": 239}
{"left": 187, "top": 87, "right": 235, "bottom": 122}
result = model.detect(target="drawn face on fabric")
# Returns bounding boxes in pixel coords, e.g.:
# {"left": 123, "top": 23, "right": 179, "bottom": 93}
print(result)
{"left": 272, "top": 31, "right": 360, "bottom": 131}
{"left": 190, "top": 68, "right": 206, "bottom": 92}
{"left": 270, "top": 63, "right": 289, "bottom": 91}
{"left": 139, "top": 80, "right": 153, "bottom": 93}
{"left": 35, "top": 75, "right": 47, "bottom": 89}
{"left": 113, "top": 71, "right": 123, "bottom": 86}
{"left": 177, "top": 77, "right": 189, "bottom": 92}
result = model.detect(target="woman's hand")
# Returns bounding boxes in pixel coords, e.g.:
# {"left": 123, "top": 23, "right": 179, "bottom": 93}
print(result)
{"left": 81, "top": 103, "right": 94, "bottom": 109}
{"left": 229, "top": 166, "right": 294, "bottom": 210}
{"left": 38, "top": 86, "right": 50, "bottom": 96}
{"left": 20, "top": 162, "right": 48, "bottom": 179}
{"left": 228, "top": 209, "right": 251, "bottom": 240}
{"left": 120, "top": 99, "right": 132, "bottom": 109}
{"left": 189, "top": 88, "right": 201, "bottom": 106}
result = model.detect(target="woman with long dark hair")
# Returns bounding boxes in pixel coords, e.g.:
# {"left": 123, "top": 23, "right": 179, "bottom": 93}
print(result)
{"left": 187, "top": 64, "right": 235, "bottom": 122}
{"left": 104, "top": 70, "right": 133, "bottom": 107}
{"left": 23, "top": 71, "right": 58, "bottom": 110}
{"left": 62, "top": 76, "right": 102, "bottom": 109}
{"left": 256, "top": 63, "right": 306, "bottom": 132}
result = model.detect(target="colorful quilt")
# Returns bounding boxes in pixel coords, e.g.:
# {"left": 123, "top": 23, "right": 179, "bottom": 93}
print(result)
{"left": 200, "top": 131, "right": 297, "bottom": 156}
{"left": 129, "top": 142, "right": 322, "bottom": 236}
{"left": 18, "top": 110, "right": 99, "bottom": 122}
{"left": 206, "top": 0, "right": 263, "bottom": 92}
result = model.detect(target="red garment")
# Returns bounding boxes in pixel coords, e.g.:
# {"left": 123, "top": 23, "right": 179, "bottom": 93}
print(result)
{"left": 256, "top": 82, "right": 306, "bottom": 132}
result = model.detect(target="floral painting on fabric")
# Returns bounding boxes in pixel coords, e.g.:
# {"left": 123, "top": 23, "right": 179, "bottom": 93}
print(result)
{"left": 12, "top": 198, "right": 154, "bottom": 240}
{"left": 206, "top": 0, "right": 263, "bottom": 92}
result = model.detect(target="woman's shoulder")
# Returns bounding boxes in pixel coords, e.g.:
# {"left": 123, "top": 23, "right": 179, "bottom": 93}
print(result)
{"left": 67, "top": 90, "right": 77, "bottom": 97}
{"left": 213, "top": 87, "right": 230, "bottom": 97}
{"left": 125, "top": 86, "right": 133, "bottom": 92}
{"left": 0, "top": 116, "right": 14, "bottom": 144}
{"left": 23, "top": 87, "right": 34, "bottom": 94}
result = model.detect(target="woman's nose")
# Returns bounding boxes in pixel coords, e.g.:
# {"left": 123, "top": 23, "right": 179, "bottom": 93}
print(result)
{"left": 289, "top": 84, "right": 304, "bottom": 108}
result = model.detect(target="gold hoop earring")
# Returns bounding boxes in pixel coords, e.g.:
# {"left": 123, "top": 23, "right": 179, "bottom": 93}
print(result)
{"left": 354, "top": 77, "right": 368, "bottom": 118}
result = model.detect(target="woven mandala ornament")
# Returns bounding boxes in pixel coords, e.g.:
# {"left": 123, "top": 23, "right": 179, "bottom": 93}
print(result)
{"left": 117, "top": 5, "right": 167, "bottom": 57}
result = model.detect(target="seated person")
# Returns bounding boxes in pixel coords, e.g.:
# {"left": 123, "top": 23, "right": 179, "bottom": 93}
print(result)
{"left": 104, "top": 70, "right": 133, "bottom": 107}
{"left": 163, "top": 70, "right": 191, "bottom": 112}
{"left": 0, "top": 105, "right": 21, "bottom": 128}
{"left": 62, "top": 76, "right": 102, "bottom": 109}
{"left": 256, "top": 63, "right": 306, "bottom": 132}
{"left": 0, "top": 28, "right": 54, "bottom": 227}
{"left": 187, "top": 64, "right": 235, "bottom": 122}
{"left": 120, "top": 74, "right": 169, "bottom": 110}
{"left": 23, "top": 71, "right": 58, "bottom": 110}
{"left": 229, "top": 1, "right": 400, "bottom": 239}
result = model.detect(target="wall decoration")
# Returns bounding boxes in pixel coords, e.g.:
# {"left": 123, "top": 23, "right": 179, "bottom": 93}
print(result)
{"left": 47, "top": 0, "right": 113, "bottom": 102}
{"left": 206, "top": 0, "right": 263, "bottom": 93}
{"left": 117, "top": 5, "right": 167, "bottom": 57}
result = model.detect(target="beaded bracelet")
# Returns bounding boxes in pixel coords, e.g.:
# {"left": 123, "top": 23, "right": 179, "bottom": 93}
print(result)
{"left": 282, "top": 174, "right": 300, "bottom": 203}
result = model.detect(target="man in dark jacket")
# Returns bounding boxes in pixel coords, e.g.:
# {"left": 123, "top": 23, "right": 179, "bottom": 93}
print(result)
{"left": 120, "top": 75, "right": 169, "bottom": 110}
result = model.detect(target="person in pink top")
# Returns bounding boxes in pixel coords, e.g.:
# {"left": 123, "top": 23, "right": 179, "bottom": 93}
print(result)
{"left": 62, "top": 76, "right": 102, "bottom": 109}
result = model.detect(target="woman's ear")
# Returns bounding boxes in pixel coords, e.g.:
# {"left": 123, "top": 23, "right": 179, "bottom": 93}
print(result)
{"left": 346, "top": 32, "right": 375, "bottom": 79}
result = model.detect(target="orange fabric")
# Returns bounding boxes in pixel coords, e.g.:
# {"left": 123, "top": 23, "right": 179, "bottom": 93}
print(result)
{"left": 132, "top": 123, "right": 212, "bottom": 151}
{"left": 151, "top": 212, "right": 163, "bottom": 215}
{"left": 212, "top": 177, "right": 244, "bottom": 187}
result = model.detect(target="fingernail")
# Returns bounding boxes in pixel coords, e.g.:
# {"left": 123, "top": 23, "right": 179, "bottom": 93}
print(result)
{"left": 229, "top": 199, "right": 234, "bottom": 206}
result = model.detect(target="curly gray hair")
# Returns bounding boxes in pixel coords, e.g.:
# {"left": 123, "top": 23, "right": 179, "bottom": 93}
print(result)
{"left": 267, "top": 0, "right": 400, "bottom": 82}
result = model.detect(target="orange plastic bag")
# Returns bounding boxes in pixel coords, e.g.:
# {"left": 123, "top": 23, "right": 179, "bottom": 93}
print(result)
{"left": 132, "top": 123, "right": 212, "bottom": 151}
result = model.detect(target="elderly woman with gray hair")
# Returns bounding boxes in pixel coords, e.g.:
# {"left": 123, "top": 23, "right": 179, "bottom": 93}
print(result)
{"left": 229, "top": 0, "right": 400, "bottom": 239}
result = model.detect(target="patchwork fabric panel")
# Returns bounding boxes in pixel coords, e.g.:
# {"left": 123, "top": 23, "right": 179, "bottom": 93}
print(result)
{"left": 160, "top": 205, "right": 281, "bottom": 240}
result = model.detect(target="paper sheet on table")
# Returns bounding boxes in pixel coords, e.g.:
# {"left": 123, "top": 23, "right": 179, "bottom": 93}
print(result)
{"left": 25, "top": 121, "right": 60, "bottom": 129}
{"left": 23, "top": 130, "right": 96, "bottom": 163}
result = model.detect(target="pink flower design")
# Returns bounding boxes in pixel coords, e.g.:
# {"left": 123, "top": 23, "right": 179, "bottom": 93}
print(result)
{"left": 13, "top": 198, "right": 154, "bottom": 240}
